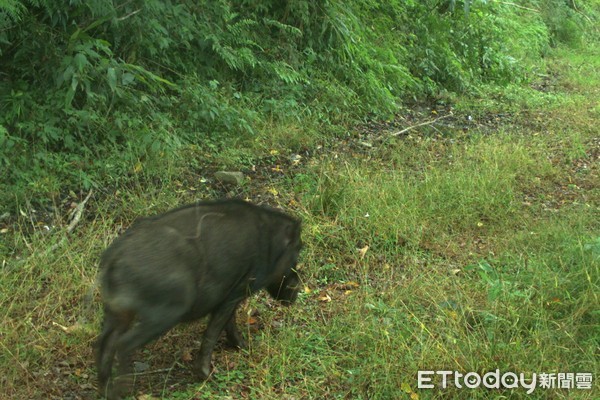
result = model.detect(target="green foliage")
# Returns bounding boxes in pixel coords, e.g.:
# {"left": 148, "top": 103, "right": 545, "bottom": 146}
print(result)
{"left": 537, "top": 0, "right": 598, "bottom": 46}
{"left": 1, "top": 0, "right": 598, "bottom": 207}
{"left": 0, "top": 0, "right": 25, "bottom": 21}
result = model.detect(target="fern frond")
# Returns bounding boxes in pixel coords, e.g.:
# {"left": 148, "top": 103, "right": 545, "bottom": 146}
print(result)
{"left": 0, "top": 0, "right": 26, "bottom": 22}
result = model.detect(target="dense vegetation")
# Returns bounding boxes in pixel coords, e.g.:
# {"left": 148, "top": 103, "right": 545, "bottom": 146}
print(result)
{"left": 1, "top": 1, "right": 598, "bottom": 399}
{"left": 1, "top": 0, "right": 596, "bottom": 207}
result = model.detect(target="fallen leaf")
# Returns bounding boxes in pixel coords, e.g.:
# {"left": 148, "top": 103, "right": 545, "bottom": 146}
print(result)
{"left": 546, "top": 297, "right": 561, "bottom": 305}
{"left": 334, "top": 281, "right": 360, "bottom": 291}
{"left": 402, "top": 382, "right": 419, "bottom": 399}
{"left": 318, "top": 293, "right": 332, "bottom": 302}
{"left": 181, "top": 348, "right": 193, "bottom": 362}
{"left": 358, "top": 245, "right": 369, "bottom": 259}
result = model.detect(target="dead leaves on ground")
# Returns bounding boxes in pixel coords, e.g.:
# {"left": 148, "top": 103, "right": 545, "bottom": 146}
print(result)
{"left": 313, "top": 281, "right": 361, "bottom": 304}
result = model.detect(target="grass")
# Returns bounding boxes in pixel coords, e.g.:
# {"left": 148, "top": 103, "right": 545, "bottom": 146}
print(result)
{"left": 1, "top": 46, "right": 599, "bottom": 399}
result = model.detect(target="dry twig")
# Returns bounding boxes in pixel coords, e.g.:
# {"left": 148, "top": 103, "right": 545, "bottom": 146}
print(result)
{"left": 388, "top": 113, "right": 454, "bottom": 138}
{"left": 67, "top": 189, "right": 93, "bottom": 234}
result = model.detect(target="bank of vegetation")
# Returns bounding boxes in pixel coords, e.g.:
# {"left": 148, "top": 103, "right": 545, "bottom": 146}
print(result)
{"left": 1, "top": 0, "right": 596, "bottom": 206}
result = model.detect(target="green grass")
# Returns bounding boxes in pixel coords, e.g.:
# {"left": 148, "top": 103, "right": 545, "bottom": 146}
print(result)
{"left": 1, "top": 48, "right": 598, "bottom": 399}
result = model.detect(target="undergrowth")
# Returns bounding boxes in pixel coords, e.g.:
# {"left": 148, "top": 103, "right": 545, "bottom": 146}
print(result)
{"left": 2, "top": 0, "right": 597, "bottom": 208}
{"left": 1, "top": 1, "right": 599, "bottom": 399}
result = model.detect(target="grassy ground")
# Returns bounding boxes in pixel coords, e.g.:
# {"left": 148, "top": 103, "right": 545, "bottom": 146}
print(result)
{"left": 1, "top": 46, "right": 598, "bottom": 399}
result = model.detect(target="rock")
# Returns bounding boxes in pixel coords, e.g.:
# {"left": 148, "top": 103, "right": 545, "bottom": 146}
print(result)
{"left": 214, "top": 171, "right": 245, "bottom": 185}
{"left": 133, "top": 361, "right": 150, "bottom": 373}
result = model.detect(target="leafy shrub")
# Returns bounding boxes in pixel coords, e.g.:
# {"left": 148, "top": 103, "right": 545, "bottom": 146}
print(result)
{"left": 2, "top": 0, "right": 595, "bottom": 207}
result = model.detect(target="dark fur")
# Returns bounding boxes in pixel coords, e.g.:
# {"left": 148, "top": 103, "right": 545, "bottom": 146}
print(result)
{"left": 96, "top": 200, "right": 301, "bottom": 399}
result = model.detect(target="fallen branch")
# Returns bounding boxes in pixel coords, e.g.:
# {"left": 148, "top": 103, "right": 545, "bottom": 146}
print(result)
{"left": 67, "top": 189, "right": 93, "bottom": 234}
{"left": 390, "top": 113, "right": 454, "bottom": 137}
{"left": 119, "top": 366, "right": 178, "bottom": 378}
